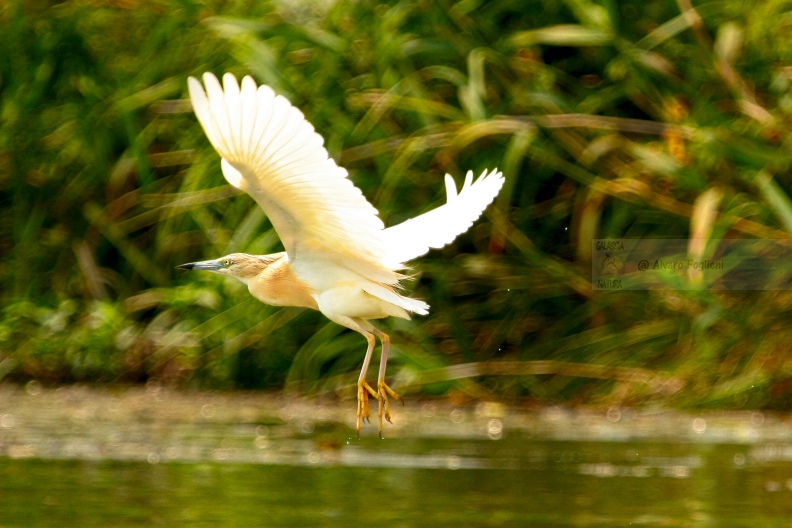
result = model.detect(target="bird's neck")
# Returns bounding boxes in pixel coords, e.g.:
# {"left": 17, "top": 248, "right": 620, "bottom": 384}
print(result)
{"left": 232, "top": 252, "right": 286, "bottom": 284}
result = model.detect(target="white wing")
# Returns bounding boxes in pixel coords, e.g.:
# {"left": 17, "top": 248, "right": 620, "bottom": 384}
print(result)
{"left": 382, "top": 169, "right": 504, "bottom": 268}
{"left": 189, "top": 73, "right": 398, "bottom": 285}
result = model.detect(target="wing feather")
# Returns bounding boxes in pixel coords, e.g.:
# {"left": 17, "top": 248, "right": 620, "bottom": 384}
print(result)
{"left": 189, "top": 73, "right": 396, "bottom": 284}
{"left": 382, "top": 169, "right": 504, "bottom": 268}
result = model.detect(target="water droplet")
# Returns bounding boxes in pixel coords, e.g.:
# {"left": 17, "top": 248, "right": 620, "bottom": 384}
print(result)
{"left": 0, "top": 414, "right": 15, "bottom": 428}
{"left": 488, "top": 418, "right": 503, "bottom": 440}
{"left": 25, "top": 380, "right": 42, "bottom": 396}
{"left": 692, "top": 418, "right": 706, "bottom": 434}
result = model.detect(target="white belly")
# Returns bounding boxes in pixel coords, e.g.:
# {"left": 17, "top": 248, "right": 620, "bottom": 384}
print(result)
{"left": 314, "top": 285, "right": 407, "bottom": 320}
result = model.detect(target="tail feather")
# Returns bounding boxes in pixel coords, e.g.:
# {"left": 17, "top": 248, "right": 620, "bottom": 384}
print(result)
{"left": 362, "top": 283, "right": 429, "bottom": 316}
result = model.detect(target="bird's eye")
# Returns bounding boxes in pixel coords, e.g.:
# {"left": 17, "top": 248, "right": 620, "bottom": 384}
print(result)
{"left": 223, "top": 259, "right": 232, "bottom": 267}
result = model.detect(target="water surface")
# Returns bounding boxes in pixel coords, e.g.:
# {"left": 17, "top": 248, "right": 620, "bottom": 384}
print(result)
{"left": 1, "top": 385, "right": 791, "bottom": 526}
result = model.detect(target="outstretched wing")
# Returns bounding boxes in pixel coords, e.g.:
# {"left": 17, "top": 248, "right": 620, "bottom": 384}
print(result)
{"left": 382, "top": 169, "right": 504, "bottom": 268}
{"left": 188, "top": 73, "right": 397, "bottom": 284}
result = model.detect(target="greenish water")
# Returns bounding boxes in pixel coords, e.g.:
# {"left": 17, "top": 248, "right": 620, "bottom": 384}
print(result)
{"left": 1, "top": 386, "right": 791, "bottom": 526}
{"left": 3, "top": 440, "right": 792, "bottom": 527}
{"left": 0, "top": 440, "right": 792, "bottom": 527}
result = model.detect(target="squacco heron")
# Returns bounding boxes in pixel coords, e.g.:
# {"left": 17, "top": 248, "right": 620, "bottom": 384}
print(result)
{"left": 178, "top": 73, "right": 504, "bottom": 436}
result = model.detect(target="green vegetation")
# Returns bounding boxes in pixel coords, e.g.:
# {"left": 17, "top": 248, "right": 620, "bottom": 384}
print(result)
{"left": 1, "top": 0, "right": 791, "bottom": 409}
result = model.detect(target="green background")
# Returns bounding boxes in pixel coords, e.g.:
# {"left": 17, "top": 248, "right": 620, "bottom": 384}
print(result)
{"left": 1, "top": 0, "right": 791, "bottom": 409}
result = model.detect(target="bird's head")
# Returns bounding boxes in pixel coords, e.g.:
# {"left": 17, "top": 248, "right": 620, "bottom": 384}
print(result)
{"left": 177, "top": 253, "right": 280, "bottom": 284}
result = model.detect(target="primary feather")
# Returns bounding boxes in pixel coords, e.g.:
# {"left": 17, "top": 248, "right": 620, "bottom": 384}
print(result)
{"left": 189, "top": 73, "right": 393, "bottom": 285}
{"left": 382, "top": 169, "right": 505, "bottom": 268}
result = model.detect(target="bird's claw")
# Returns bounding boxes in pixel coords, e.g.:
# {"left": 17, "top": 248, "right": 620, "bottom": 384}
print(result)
{"left": 356, "top": 381, "right": 380, "bottom": 436}
{"left": 356, "top": 380, "right": 402, "bottom": 437}
{"left": 377, "top": 380, "right": 402, "bottom": 431}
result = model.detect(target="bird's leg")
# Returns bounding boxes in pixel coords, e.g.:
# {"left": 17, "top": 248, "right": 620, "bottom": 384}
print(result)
{"left": 318, "top": 311, "right": 384, "bottom": 436}
{"left": 371, "top": 327, "right": 403, "bottom": 434}
{"left": 356, "top": 332, "right": 380, "bottom": 436}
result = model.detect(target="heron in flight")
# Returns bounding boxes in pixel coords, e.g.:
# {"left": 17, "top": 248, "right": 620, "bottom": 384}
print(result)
{"left": 178, "top": 72, "right": 504, "bottom": 436}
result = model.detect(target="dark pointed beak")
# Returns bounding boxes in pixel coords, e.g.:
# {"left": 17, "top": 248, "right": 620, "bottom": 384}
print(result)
{"left": 176, "top": 259, "right": 223, "bottom": 271}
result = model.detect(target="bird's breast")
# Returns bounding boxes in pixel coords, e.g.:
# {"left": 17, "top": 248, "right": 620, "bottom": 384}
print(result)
{"left": 248, "top": 258, "right": 319, "bottom": 310}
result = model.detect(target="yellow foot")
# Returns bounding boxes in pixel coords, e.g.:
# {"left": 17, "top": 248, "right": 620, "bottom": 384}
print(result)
{"left": 356, "top": 381, "right": 379, "bottom": 437}
{"left": 376, "top": 380, "right": 403, "bottom": 438}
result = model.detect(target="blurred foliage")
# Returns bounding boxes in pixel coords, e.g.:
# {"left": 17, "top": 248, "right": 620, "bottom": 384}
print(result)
{"left": 2, "top": 0, "right": 792, "bottom": 410}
